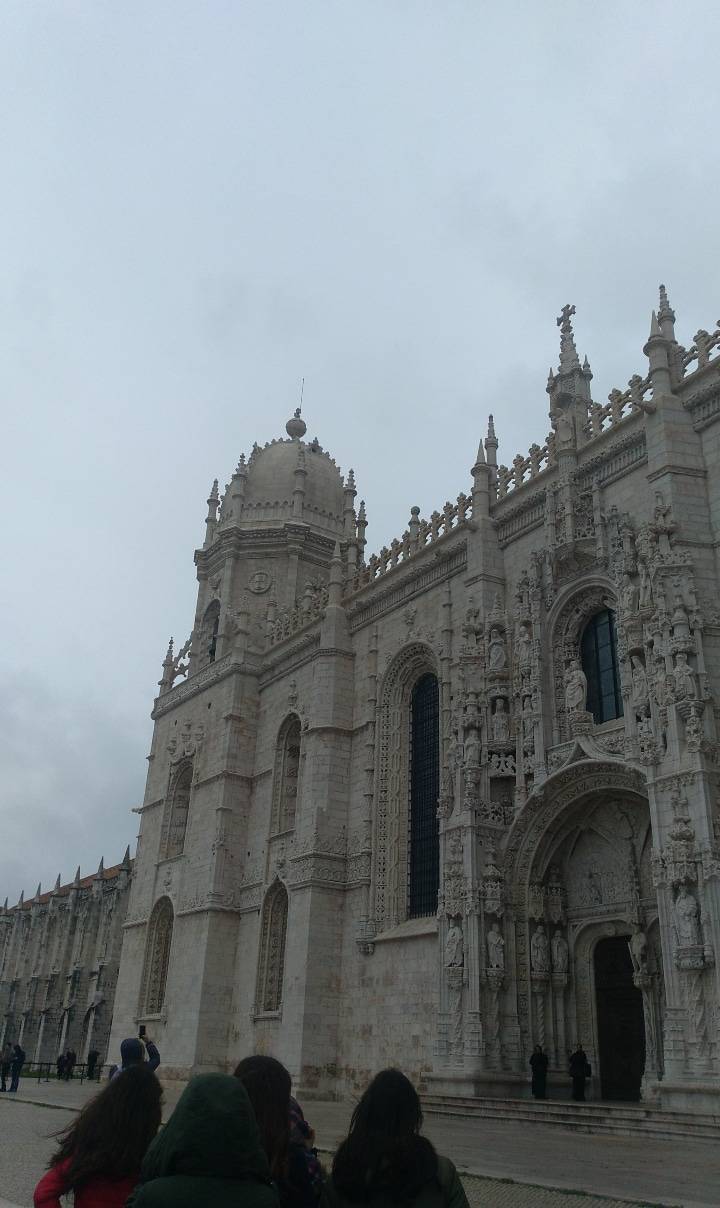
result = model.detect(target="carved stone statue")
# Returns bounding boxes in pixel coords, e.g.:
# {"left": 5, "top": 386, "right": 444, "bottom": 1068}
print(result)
{"left": 530, "top": 924, "right": 550, "bottom": 973}
{"left": 551, "top": 929, "right": 569, "bottom": 973}
{"left": 517, "top": 624, "right": 533, "bottom": 671}
{"left": 671, "top": 588, "right": 690, "bottom": 641}
{"left": 488, "top": 628, "right": 507, "bottom": 672}
{"left": 564, "top": 659, "right": 587, "bottom": 713}
{"left": 673, "top": 652, "right": 696, "bottom": 700}
{"left": 464, "top": 727, "right": 481, "bottom": 768}
{"left": 628, "top": 927, "right": 649, "bottom": 973}
{"left": 621, "top": 573, "right": 639, "bottom": 615}
{"left": 638, "top": 560, "right": 653, "bottom": 609}
{"left": 462, "top": 603, "right": 482, "bottom": 649}
{"left": 675, "top": 885, "right": 701, "bottom": 946}
{"left": 445, "top": 917, "right": 464, "bottom": 968}
{"left": 631, "top": 655, "right": 649, "bottom": 710}
{"left": 491, "top": 698, "right": 510, "bottom": 743}
{"left": 487, "top": 922, "right": 505, "bottom": 970}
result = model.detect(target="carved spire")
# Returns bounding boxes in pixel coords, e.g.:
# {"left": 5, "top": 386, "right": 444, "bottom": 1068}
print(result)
{"left": 18, "top": 890, "right": 24, "bottom": 907}
{"left": 484, "top": 414, "right": 498, "bottom": 468}
{"left": 35, "top": 882, "right": 42, "bottom": 901}
{"left": 356, "top": 499, "right": 367, "bottom": 559}
{"left": 73, "top": 867, "right": 81, "bottom": 887}
{"left": 556, "top": 303, "right": 580, "bottom": 372}
{"left": 96, "top": 856, "right": 104, "bottom": 878}
{"left": 122, "top": 845, "right": 131, "bottom": 867}
{"left": 657, "top": 283, "right": 676, "bottom": 341}
{"left": 53, "top": 874, "right": 61, "bottom": 893}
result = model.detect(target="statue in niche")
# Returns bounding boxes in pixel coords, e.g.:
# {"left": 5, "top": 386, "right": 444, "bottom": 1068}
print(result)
{"left": 631, "top": 655, "right": 649, "bottom": 710}
{"left": 444, "top": 917, "right": 464, "bottom": 968}
{"left": 488, "top": 628, "right": 507, "bottom": 672}
{"left": 628, "top": 927, "right": 649, "bottom": 973}
{"left": 674, "top": 885, "right": 701, "bottom": 947}
{"left": 586, "top": 861, "right": 603, "bottom": 904}
{"left": 673, "top": 652, "right": 696, "bottom": 700}
{"left": 564, "top": 659, "right": 587, "bottom": 713}
{"left": 530, "top": 924, "right": 550, "bottom": 973}
{"left": 621, "top": 573, "right": 639, "bottom": 615}
{"left": 491, "top": 698, "right": 510, "bottom": 743}
{"left": 487, "top": 922, "right": 505, "bottom": 970}
{"left": 517, "top": 624, "right": 533, "bottom": 672}
{"left": 551, "top": 929, "right": 569, "bottom": 973}
{"left": 462, "top": 602, "right": 482, "bottom": 649}
{"left": 671, "top": 586, "right": 690, "bottom": 641}
{"left": 638, "top": 561, "right": 652, "bottom": 609}
{"left": 463, "top": 727, "right": 481, "bottom": 768}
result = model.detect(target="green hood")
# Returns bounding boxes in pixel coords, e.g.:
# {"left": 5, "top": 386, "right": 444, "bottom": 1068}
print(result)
{"left": 140, "top": 1074, "right": 271, "bottom": 1184}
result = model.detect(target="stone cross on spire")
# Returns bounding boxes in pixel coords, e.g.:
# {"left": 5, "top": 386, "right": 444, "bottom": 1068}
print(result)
{"left": 556, "top": 303, "right": 580, "bottom": 372}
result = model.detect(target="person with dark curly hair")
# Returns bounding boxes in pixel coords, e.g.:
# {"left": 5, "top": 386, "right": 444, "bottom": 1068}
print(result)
{"left": 324, "top": 1069, "right": 468, "bottom": 1208}
{"left": 235, "top": 1055, "right": 319, "bottom": 1208}
{"left": 33, "top": 1064, "right": 162, "bottom": 1208}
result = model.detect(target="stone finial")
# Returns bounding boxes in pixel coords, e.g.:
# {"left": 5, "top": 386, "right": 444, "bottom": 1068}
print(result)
{"left": 73, "top": 867, "right": 81, "bottom": 887}
{"left": 346, "top": 468, "right": 356, "bottom": 490}
{"left": 208, "top": 478, "right": 219, "bottom": 502}
{"left": 657, "top": 283, "right": 676, "bottom": 342}
{"left": 474, "top": 438, "right": 486, "bottom": 466}
{"left": 286, "top": 407, "right": 307, "bottom": 439}
{"left": 485, "top": 414, "right": 498, "bottom": 468}
{"left": 582, "top": 354, "right": 592, "bottom": 379}
{"left": 96, "top": 857, "right": 104, "bottom": 878}
{"left": 35, "top": 882, "right": 42, "bottom": 901}
{"left": 649, "top": 310, "right": 662, "bottom": 340}
{"left": 122, "top": 845, "right": 131, "bottom": 866}
{"left": 18, "top": 890, "right": 24, "bottom": 907}
{"left": 556, "top": 303, "right": 580, "bottom": 372}
{"left": 2, "top": 897, "right": 7, "bottom": 912}
{"left": 53, "top": 874, "right": 61, "bottom": 893}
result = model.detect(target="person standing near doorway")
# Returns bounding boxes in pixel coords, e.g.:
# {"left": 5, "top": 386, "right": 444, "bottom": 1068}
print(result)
{"left": 530, "top": 1045, "right": 549, "bottom": 1099}
{"left": 1, "top": 1041, "right": 13, "bottom": 1091}
{"left": 9, "top": 1043, "right": 26, "bottom": 1092}
{"left": 569, "top": 1043, "right": 589, "bottom": 1102}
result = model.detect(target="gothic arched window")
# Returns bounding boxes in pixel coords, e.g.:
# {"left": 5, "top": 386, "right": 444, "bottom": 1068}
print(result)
{"left": 140, "top": 897, "right": 174, "bottom": 1015}
{"left": 581, "top": 609, "right": 623, "bottom": 724}
{"left": 256, "top": 881, "right": 288, "bottom": 1014}
{"left": 408, "top": 673, "right": 440, "bottom": 918}
{"left": 202, "top": 600, "right": 220, "bottom": 665}
{"left": 271, "top": 716, "right": 301, "bottom": 834}
{"left": 165, "top": 764, "right": 192, "bottom": 859}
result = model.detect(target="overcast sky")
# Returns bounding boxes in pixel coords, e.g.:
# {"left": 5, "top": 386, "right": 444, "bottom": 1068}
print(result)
{"left": 1, "top": 2, "right": 718, "bottom": 905}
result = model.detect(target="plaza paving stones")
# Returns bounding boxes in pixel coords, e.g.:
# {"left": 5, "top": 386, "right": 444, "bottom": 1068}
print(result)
{"left": 2, "top": 1082, "right": 718, "bottom": 1207}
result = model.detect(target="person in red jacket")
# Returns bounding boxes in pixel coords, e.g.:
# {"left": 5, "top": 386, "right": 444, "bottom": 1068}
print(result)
{"left": 34, "top": 1064, "right": 162, "bottom": 1208}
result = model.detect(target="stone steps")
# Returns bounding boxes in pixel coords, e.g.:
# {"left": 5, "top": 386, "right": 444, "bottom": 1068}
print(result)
{"left": 422, "top": 1093, "right": 720, "bottom": 1141}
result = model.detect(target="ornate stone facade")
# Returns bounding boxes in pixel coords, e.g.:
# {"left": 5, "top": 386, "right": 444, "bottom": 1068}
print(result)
{"left": 0, "top": 854, "right": 132, "bottom": 1066}
{"left": 108, "top": 291, "right": 720, "bottom": 1111}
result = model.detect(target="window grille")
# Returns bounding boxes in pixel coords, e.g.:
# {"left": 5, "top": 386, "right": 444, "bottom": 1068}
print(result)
{"left": 408, "top": 673, "right": 440, "bottom": 918}
{"left": 581, "top": 609, "right": 623, "bottom": 724}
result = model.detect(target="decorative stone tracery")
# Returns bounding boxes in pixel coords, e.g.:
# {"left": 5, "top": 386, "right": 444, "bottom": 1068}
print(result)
{"left": 256, "top": 879, "right": 289, "bottom": 1014}
{"left": 140, "top": 897, "right": 174, "bottom": 1016}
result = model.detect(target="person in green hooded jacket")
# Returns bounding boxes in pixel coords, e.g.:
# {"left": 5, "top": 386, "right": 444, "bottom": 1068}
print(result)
{"left": 322, "top": 1069, "right": 468, "bottom": 1208}
{"left": 126, "top": 1073, "right": 280, "bottom": 1208}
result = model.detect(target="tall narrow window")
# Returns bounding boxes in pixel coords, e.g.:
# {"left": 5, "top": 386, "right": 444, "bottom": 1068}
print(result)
{"left": 271, "top": 716, "right": 301, "bottom": 833}
{"left": 140, "top": 897, "right": 174, "bottom": 1015}
{"left": 256, "top": 881, "right": 288, "bottom": 1014}
{"left": 202, "top": 600, "right": 220, "bottom": 665}
{"left": 408, "top": 673, "right": 440, "bottom": 918}
{"left": 165, "top": 765, "right": 192, "bottom": 859}
{"left": 581, "top": 609, "right": 623, "bottom": 724}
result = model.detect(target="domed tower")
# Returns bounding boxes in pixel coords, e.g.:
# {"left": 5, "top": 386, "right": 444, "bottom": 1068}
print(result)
{"left": 109, "top": 411, "right": 363, "bottom": 1082}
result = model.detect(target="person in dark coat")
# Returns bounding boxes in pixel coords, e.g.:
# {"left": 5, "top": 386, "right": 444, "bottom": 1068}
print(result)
{"left": 530, "top": 1045, "right": 549, "bottom": 1099}
{"left": 126, "top": 1074, "right": 279, "bottom": 1208}
{"left": 9, "top": 1043, "right": 25, "bottom": 1092}
{"left": 56, "top": 1054, "right": 66, "bottom": 1080}
{"left": 323, "top": 1068, "right": 469, "bottom": 1208}
{"left": 1, "top": 1041, "right": 13, "bottom": 1091}
{"left": 33, "top": 1064, "right": 162, "bottom": 1208}
{"left": 569, "top": 1044, "right": 589, "bottom": 1102}
{"left": 235, "top": 1055, "right": 318, "bottom": 1208}
{"left": 64, "top": 1050, "right": 76, "bottom": 1080}
{"left": 143, "top": 1037, "right": 161, "bottom": 1073}
{"left": 86, "top": 1049, "right": 100, "bottom": 1080}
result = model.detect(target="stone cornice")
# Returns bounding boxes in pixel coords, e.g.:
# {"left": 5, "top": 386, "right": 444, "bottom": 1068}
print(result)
{"left": 347, "top": 544, "right": 466, "bottom": 632}
{"left": 152, "top": 655, "right": 261, "bottom": 718}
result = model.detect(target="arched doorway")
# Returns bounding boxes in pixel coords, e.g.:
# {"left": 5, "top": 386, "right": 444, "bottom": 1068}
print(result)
{"left": 594, "top": 936, "right": 645, "bottom": 1101}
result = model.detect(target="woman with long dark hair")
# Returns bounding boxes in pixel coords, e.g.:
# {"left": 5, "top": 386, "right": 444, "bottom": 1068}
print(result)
{"left": 34, "top": 1064, "right": 162, "bottom": 1208}
{"left": 325, "top": 1069, "right": 468, "bottom": 1208}
{"left": 235, "top": 1055, "right": 319, "bottom": 1208}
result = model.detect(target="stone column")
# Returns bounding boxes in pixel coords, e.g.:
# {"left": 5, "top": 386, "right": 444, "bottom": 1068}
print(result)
{"left": 551, "top": 971, "right": 568, "bottom": 1068}
{"left": 485, "top": 968, "right": 504, "bottom": 1069}
{"left": 531, "top": 972, "right": 550, "bottom": 1050}
{"left": 634, "top": 970, "right": 661, "bottom": 1087}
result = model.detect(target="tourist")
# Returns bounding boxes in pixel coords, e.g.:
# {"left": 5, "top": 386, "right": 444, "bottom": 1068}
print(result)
{"left": 290, "top": 1096, "right": 323, "bottom": 1199}
{"left": 529, "top": 1045, "right": 548, "bottom": 1100}
{"left": 0, "top": 1040, "right": 13, "bottom": 1091}
{"left": 56, "top": 1053, "right": 66, "bottom": 1080}
{"left": 64, "top": 1049, "right": 77, "bottom": 1080}
{"left": 235, "top": 1054, "right": 318, "bottom": 1208}
{"left": 569, "top": 1044, "right": 589, "bottom": 1102}
{"left": 113, "top": 1038, "right": 144, "bottom": 1078}
{"left": 325, "top": 1068, "right": 469, "bottom": 1208}
{"left": 87, "top": 1048, "right": 100, "bottom": 1080}
{"left": 126, "top": 1073, "right": 279, "bottom": 1208}
{"left": 33, "top": 1064, "right": 162, "bottom": 1208}
{"left": 9, "top": 1042, "right": 26, "bottom": 1092}
{"left": 143, "top": 1035, "right": 161, "bottom": 1072}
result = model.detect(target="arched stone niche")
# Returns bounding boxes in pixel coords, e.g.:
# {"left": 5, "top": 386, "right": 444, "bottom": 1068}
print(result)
{"left": 549, "top": 579, "right": 618, "bottom": 740}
